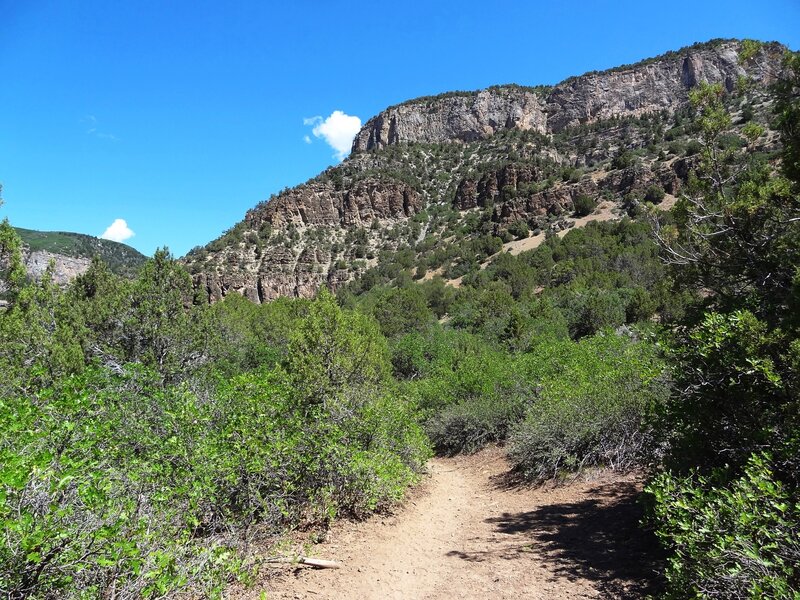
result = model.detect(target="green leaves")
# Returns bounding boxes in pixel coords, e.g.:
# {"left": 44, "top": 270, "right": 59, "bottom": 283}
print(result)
{"left": 0, "top": 285, "right": 430, "bottom": 598}
{"left": 646, "top": 454, "right": 800, "bottom": 598}
{"left": 646, "top": 49, "right": 800, "bottom": 599}
{"left": 287, "top": 288, "right": 389, "bottom": 406}
{"left": 508, "top": 332, "right": 667, "bottom": 481}
{"left": 0, "top": 218, "right": 26, "bottom": 298}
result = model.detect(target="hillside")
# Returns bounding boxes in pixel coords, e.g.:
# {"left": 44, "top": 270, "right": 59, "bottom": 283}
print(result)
{"left": 186, "top": 39, "right": 786, "bottom": 303}
{"left": 15, "top": 227, "right": 147, "bottom": 282}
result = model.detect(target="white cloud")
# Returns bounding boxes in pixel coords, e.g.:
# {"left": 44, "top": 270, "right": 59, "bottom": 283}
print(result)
{"left": 304, "top": 110, "right": 361, "bottom": 160}
{"left": 83, "top": 114, "right": 118, "bottom": 141}
{"left": 100, "top": 218, "right": 135, "bottom": 243}
{"left": 303, "top": 135, "right": 312, "bottom": 144}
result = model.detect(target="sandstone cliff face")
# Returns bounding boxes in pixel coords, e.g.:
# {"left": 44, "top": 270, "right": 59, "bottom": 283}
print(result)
{"left": 188, "top": 39, "right": 786, "bottom": 304}
{"left": 352, "top": 40, "right": 783, "bottom": 151}
{"left": 1, "top": 249, "right": 94, "bottom": 298}
{"left": 245, "top": 178, "right": 421, "bottom": 230}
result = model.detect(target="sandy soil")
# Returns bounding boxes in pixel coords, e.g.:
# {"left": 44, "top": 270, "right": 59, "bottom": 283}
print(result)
{"left": 245, "top": 448, "right": 662, "bottom": 600}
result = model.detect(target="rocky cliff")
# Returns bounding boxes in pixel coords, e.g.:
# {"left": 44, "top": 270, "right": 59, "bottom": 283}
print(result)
{"left": 24, "top": 250, "right": 93, "bottom": 285}
{"left": 187, "top": 39, "right": 787, "bottom": 303}
{"left": 352, "top": 40, "right": 783, "bottom": 151}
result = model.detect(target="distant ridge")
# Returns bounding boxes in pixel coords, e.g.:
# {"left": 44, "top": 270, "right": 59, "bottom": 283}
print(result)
{"left": 15, "top": 227, "right": 147, "bottom": 279}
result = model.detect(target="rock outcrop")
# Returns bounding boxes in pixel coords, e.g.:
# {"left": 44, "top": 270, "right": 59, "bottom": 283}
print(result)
{"left": 352, "top": 40, "right": 783, "bottom": 151}
{"left": 245, "top": 178, "right": 422, "bottom": 230}
{"left": 191, "top": 176, "right": 422, "bottom": 301}
{"left": 352, "top": 87, "right": 549, "bottom": 152}
{"left": 24, "top": 250, "right": 93, "bottom": 285}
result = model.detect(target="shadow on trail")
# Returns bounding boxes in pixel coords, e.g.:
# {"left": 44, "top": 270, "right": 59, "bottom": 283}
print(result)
{"left": 450, "top": 480, "right": 665, "bottom": 599}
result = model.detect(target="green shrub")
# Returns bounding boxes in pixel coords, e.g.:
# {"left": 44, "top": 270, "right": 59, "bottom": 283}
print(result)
{"left": 0, "top": 337, "right": 428, "bottom": 599}
{"left": 425, "top": 394, "right": 526, "bottom": 455}
{"left": 644, "top": 184, "right": 666, "bottom": 204}
{"left": 508, "top": 220, "right": 530, "bottom": 240}
{"left": 685, "top": 139, "right": 703, "bottom": 156}
{"left": 646, "top": 454, "right": 800, "bottom": 599}
{"left": 612, "top": 149, "right": 636, "bottom": 170}
{"left": 667, "top": 140, "right": 686, "bottom": 156}
{"left": 572, "top": 194, "right": 597, "bottom": 217}
{"left": 508, "top": 333, "right": 666, "bottom": 481}
{"left": 398, "top": 331, "right": 535, "bottom": 454}
{"left": 369, "top": 286, "right": 434, "bottom": 339}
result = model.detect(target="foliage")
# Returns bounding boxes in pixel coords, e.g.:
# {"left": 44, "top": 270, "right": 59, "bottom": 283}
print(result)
{"left": 404, "top": 334, "right": 532, "bottom": 455}
{"left": 652, "top": 74, "right": 800, "bottom": 478}
{"left": 775, "top": 50, "right": 800, "bottom": 190}
{"left": 572, "top": 193, "right": 597, "bottom": 217}
{"left": 644, "top": 184, "right": 666, "bottom": 204}
{"left": 0, "top": 255, "right": 429, "bottom": 598}
{"left": 507, "top": 219, "right": 530, "bottom": 240}
{"left": 645, "top": 52, "right": 800, "bottom": 599}
{"left": 286, "top": 288, "right": 389, "bottom": 406}
{"left": 508, "top": 332, "right": 667, "bottom": 481}
{"left": 0, "top": 219, "right": 26, "bottom": 300}
{"left": 367, "top": 285, "right": 434, "bottom": 339}
{"left": 646, "top": 454, "right": 799, "bottom": 598}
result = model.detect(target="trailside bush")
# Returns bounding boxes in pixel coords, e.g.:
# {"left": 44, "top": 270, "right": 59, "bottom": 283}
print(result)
{"left": 425, "top": 394, "right": 526, "bottom": 455}
{"left": 0, "top": 363, "right": 430, "bottom": 599}
{"left": 508, "top": 332, "right": 667, "bottom": 481}
{"left": 0, "top": 369, "right": 246, "bottom": 599}
{"left": 399, "top": 333, "right": 534, "bottom": 455}
{"left": 0, "top": 290, "right": 431, "bottom": 599}
{"left": 646, "top": 454, "right": 800, "bottom": 598}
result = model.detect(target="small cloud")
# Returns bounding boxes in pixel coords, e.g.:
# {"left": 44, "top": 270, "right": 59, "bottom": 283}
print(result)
{"left": 303, "top": 135, "right": 312, "bottom": 144}
{"left": 304, "top": 110, "right": 361, "bottom": 160}
{"left": 100, "top": 218, "right": 135, "bottom": 243}
{"left": 83, "top": 115, "right": 118, "bottom": 141}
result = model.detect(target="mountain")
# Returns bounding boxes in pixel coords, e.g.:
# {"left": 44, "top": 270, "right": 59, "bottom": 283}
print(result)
{"left": 15, "top": 228, "right": 147, "bottom": 283}
{"left": 185, "top": 39, "right": 787, "bottom": 303}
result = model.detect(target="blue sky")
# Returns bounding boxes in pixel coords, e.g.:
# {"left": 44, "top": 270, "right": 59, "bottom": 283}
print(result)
{"left": 1, "top": 0, "right": 798, "bottom": 256}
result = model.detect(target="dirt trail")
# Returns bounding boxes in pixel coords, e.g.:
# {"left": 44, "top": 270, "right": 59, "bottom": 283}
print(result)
{"left": 250, "top": 448, "right": 662, "bottom": 599}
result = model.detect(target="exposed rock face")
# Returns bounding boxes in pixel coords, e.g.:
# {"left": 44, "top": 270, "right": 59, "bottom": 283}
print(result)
{"left": 24, "top": 250, "right": 93, "bottom": 285}
{"left": 192, "top": 177, "right": 422, "bottom": 302}
{"left": 188, "top": 39, "right": 787, "bottom": 304}
{"left": 1, "top": 249, "right": 95, "bottom": 296}
{"left": 454, "top": 164, "right": 545, "bottom": 211}
{"left": 352, "top": 40, "right": 783, "bottom": 151}
{"left": 509, "top": 166, "right": 680, "bottom": 221}
{"left": 245, "top": 178, "right": 421, "bottom": 230}
{"left": 352, "top": 88, "right": 548, "bottom": 152}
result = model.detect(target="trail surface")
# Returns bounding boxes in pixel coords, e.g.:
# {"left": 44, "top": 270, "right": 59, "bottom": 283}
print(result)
{"left": 251, "top": 448, "right": 661, "bottom": 599}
